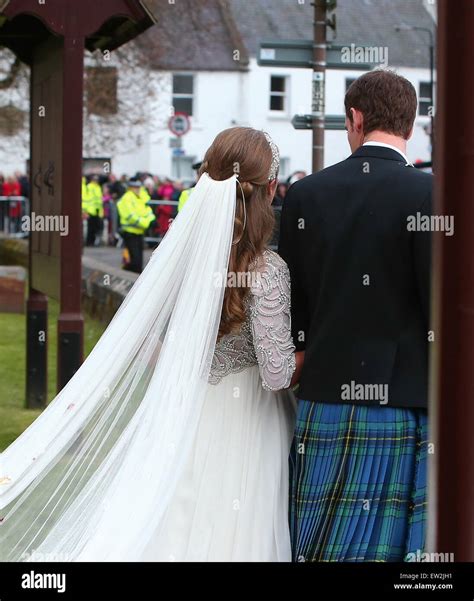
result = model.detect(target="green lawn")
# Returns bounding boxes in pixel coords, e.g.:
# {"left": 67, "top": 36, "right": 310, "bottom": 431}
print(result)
{"left": 0, "top": 300, "right": 106, "bottom": 451}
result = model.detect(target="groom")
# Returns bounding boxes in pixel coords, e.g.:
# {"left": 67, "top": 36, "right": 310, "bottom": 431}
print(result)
{"left": 279, "top": 70, "right": 433, "bottom": 562}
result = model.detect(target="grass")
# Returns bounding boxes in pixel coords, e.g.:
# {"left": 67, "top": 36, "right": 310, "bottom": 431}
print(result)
{"left": 0, "top": 300, "right": 106, "bottom": 451}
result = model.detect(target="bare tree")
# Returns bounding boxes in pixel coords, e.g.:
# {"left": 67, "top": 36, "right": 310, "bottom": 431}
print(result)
{"left": 0, "top": 47, "right": 29, "bottom": 161}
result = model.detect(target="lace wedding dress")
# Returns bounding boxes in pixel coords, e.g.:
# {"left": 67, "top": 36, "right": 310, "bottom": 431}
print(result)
{"left": 143, "top": 250, "right": 296, "bottom": 562}
{"left": 0, "top": 171, "right": 295, "bottom": 563}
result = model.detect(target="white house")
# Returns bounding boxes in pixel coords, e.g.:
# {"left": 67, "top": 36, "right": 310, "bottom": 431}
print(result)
{"left": 0, "top": 0, "right": 436, "bottom": 181}
{"left": 120, "top": 0, "right": 436, "bottom": 180}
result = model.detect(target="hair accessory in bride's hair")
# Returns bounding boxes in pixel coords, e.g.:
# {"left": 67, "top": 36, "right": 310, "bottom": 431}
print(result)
{"left": 263, "top": 132, "right": 280, "bottom": 181}
{"left": 232, "top": 177, "right": 247, "bottom": 246}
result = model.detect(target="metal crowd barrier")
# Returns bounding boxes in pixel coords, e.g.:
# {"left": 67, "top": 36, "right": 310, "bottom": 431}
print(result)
{"left": 0, "top": 196, "right": 29, "bottom": 237}
{"left": 143, "top": 199, "right": 282, "bottom": 250}
{"left": 144, "top": 199, "right": 179, "bottom": 245}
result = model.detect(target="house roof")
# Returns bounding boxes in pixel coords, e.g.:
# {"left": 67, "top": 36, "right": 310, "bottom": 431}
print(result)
{"left": 229, "top": 0, "right": 435, "bottom": 68}
{"left": 137, "top": 0, "right": 249, "bottom": 71}
{"left": 140, "top": 0, "right": 435, "bottom": 71}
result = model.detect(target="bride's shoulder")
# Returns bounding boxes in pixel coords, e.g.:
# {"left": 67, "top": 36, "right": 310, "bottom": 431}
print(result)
{"left": 262, "top": 249, "right": 289, "bottom": 272}
{"left": 248, "top": 250, "right": 290, "bottom": 297}
{"left": 250, "top": 249, "right": 288, "bottom": 273}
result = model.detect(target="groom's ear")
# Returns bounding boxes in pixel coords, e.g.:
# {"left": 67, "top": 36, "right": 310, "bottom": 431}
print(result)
{"left": 350, "top": 108, "right": 364, "bottom": 134}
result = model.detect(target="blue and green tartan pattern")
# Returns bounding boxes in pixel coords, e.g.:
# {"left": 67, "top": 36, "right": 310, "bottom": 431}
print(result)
{"left": 289, "top": 401, "right": 428, "bottom": 562}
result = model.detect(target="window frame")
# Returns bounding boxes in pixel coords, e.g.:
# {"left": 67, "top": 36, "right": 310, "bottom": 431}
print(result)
{"left": 418, "top": 81, "right": 433, "bottom": 117}
{"left": 269, "top": 75, "right": 289, "bottom": 115}
{"left": 172, "top": 73, "right": 195, "bottom": 118}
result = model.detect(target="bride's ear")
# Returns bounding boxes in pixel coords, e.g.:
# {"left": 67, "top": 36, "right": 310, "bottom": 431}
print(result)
{"left": 268, "top": 178, "right": 278, "bottom": 202}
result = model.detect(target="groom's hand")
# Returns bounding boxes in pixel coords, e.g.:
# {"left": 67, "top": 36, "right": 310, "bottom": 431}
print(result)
{"left": 290, "top": 350, "right": 305, "bottom": 387}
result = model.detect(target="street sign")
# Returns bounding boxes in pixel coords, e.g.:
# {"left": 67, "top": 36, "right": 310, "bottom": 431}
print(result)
{"left": 168, "top": 112, "right": 191, "bottom": 137}
{"left": 258, "top": 40, "right": 312, "bottom": 68}
{"left": 291, "top": 114, "right": 313, "bottom": 130}
{"left": 312, "top": 71, "right": 325, "bottom": 117}
{"left": 169, "top": 137, "right": 182, "bottom": 149}
{"left": 172, "top": 148, "right": 185, "bottom": 157}
{"left": 292, "top": 114, "right": 346, "bottom": 130}
{"left": 258, "top": 40, "right": 375, "bottom": 70}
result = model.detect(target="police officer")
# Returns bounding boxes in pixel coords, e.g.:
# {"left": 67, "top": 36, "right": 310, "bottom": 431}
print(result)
{"left": 83, "top": 175, "right": 104, "bottom": 246}
{"left": 117, "top": 180, "right": 156, "bottom": 273}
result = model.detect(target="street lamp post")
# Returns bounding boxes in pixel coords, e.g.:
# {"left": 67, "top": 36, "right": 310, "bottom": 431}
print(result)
{"left": 395, "top": 25, "right": 435, "bottom": 166}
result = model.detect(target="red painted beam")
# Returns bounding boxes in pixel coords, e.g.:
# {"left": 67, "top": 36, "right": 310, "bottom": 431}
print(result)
{"left": 3, "top": 0, "right": 151, "bottom": 39}
{"left": 431, "top": 0, "right": 474, "bottom": 561}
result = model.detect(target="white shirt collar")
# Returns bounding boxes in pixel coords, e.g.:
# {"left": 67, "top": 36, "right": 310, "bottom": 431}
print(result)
{"left": 362, "top": 141, "right": 413, "bottom": 166}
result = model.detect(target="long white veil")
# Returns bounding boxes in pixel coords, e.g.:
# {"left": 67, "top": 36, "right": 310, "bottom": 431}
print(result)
{"left": 0, "top": 172, "right": 237, "bottom": 561}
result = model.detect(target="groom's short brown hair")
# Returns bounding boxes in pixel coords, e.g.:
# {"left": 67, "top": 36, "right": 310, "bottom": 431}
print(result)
{"left": 345, "top": 70, "right": 418, "bottom": 139}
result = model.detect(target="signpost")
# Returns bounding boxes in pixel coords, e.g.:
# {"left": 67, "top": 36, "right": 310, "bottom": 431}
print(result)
{"left": 168, "top": 112, "right": 190, "bottom": 179}
{"left": 292, "top": 114, "right": 345, "bottom": 131}
{"left": 169, "top": 137, "right": 182, "bottom": 149}
{"left": 258, "top": 40, "right": 373, "bottom": 71}
{"left": 258, "top": 2, "right": 383, "bottom": 171}
{"left": 168, "top": 112, "right": 191, "bottom": 137}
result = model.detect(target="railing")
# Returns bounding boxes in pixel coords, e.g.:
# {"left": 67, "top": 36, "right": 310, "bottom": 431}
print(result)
{"left": 0, "top": 196, "right": 29, "bottom": 237}
{"left": 144, "top": 200, "right": 179, "bottom": 245}
{"left": 0, "top": 196, "right": 283, "bottom": 251}
{"left": 143, "top": 200, "right": 282, "bottom": 250}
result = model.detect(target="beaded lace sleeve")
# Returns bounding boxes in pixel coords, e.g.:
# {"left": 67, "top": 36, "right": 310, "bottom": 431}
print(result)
{"left": 248, "top": 251, "right": 296, "bottom": 391}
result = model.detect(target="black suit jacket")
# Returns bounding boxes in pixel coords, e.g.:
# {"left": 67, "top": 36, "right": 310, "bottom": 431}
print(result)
{"left": 279, "top": 145, "right": 433, "bottom": 409}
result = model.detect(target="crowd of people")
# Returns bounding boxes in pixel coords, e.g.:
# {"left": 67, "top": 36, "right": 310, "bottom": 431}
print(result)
{"left": 81, "top": 172, "right": 191, "bottom": 247}
{"left": 81, "top": 168, "right": 306, "bottom": 272}
{"left": 1, "top": 168, "right": 307, "bottom": 273}
{"left": 0, "top": 172, "right": 29, "bottom": 234}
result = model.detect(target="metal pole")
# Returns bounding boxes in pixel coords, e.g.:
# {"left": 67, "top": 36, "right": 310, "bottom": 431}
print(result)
{"left": 429, "top": 40, "right": 435, "bottom": 166}
{"left": 57, "top": 34, "right": 85, "bottom": 392}
{"left": 430, "top": 0, "right": 474, "bottom": 561}
{"left": 312, "top": 0, "right": 327, "bottom": 172}
{"left": 26, "top": 52, "right": 47, "bottom": 409}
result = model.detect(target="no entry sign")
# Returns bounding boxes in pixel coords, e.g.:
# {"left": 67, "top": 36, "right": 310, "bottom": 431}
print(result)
{"left": 168, "top": 112, "right": 191, "bottom": 137}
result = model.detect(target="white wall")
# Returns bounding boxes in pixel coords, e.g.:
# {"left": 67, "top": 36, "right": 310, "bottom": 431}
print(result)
{"left": 0, "top": 57, "right": 435, "bottom": 179}
{"left": 148, "top": 70, "right": 246, "bottom": 180}
{"left": 111, "top": 61, "right": 317, "bottom": 180}
{"left": 114, "top": 59, "right": 434, "bottom": 182}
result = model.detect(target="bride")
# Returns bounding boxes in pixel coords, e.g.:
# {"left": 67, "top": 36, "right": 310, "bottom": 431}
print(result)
{"left": 0, "top": 127, "right": 302, "bottom": 562}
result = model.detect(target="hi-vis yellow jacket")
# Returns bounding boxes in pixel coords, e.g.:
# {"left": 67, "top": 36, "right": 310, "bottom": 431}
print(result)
{"left": 81, "top": 177, "right": 89, "bottom": 203}
{"left": 83, "top": 180, "right": 104, "bottom": 218}
{"left": 178, "top": 187, "right": 193, "bottom": 212}
{"left": 139, "top": 186, "right": 151, "bottom": 203}
{"left": 117, "top": 189, "right": 156, "bottom": 235}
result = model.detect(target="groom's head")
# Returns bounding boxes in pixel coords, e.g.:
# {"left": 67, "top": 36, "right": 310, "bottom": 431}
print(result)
{"left": 344, "top": 70, "right": 418, "bottom": 152}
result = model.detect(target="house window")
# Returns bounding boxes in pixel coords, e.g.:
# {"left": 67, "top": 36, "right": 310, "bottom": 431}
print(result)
{"left": 0, "top": 104, "right": 25, "bottom": 136}
{"left": 278, "top": 157, "right": 290, "bottom": 180}
{"left": 270, "top": 76, "right": 287, "bottom": 112}
{"left": 172, "top": 156, "right": 196, "bottom": 180}
{"left": 345, "top": 78, "right": 357, "bottom": 92}
{"left": 419, "top": 81, "right": 433, "bottom": 116}
{"left": 172, "top": 74, "right": 194, "bottom": 116}
{"left": 86, "top": 67, "right": 118, "bottom": 116}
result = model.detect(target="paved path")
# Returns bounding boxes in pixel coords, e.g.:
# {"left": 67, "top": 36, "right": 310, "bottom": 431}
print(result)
{"left": 82, "top": 245, "right": 154, "bottom": 271}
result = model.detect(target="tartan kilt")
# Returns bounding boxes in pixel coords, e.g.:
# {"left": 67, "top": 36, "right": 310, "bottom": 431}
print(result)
{"left": 289, "top": 401, "right": 428, "bottom": 562}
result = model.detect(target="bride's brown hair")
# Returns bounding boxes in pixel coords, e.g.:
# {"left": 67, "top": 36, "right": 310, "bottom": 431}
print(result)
{"left": 199, "top": 127, "right": 276, "bottom": 338}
